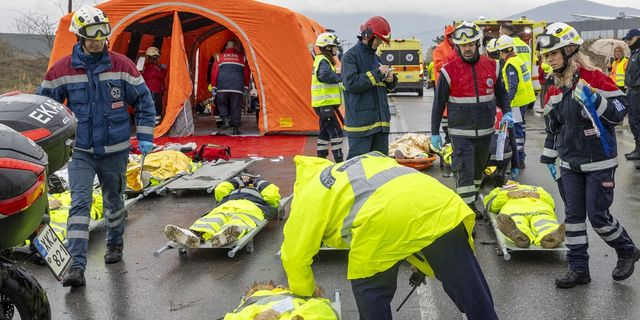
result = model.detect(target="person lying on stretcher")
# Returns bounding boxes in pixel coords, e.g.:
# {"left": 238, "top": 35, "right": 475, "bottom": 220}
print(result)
{"left": 164, "top": 175, "right": 281, "bottom": 248}
{"left": 483, "top": 182, "right": 565, "bottom": 248}
{"left": 48, "top": 191, "right": 103, "bottom": 241}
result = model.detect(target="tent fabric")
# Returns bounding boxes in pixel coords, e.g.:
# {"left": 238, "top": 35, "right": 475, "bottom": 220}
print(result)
{"left": 48, "top": 0, "right": 325, "bottom": 135}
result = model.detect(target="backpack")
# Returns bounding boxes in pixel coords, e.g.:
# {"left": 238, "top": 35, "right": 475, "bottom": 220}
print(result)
{"left": 193, "top": 144, "right": 231, "bottom": 162}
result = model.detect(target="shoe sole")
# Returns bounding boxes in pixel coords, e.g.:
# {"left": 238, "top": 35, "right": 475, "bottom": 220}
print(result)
{"left": 540, "top": 224, "right": 566, "bottom": 249}
{"left": 612, "top": 250, "right": 640, "bottom": 281}
{"left": 496, "top": 214, "right": 530, "bottom": 248}
{"left": 164, "top": 225, "right": 200, "bottom": 248}
{"left": 555, "top": 277, "right": 591, "bottom": 289}
{"left": 62, "top": 280, "right": 86, "bottom": 288}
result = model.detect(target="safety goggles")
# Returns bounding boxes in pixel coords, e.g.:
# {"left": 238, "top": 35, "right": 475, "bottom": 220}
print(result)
{"left": 452, "top": 26, "right": 479, "bottom": 42}
{"left": 536, "top": 34, "right": 561, "bottom": 50}
{"left": 79, "top": 23, "right": 111, "bottom": 39}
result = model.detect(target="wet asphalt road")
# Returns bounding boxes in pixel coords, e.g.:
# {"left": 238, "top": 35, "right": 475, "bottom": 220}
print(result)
{"left": 21, "top": 90, "right": 640, "bottom": 320}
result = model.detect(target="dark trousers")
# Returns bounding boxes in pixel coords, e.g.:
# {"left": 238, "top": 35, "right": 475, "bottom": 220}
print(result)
{"left": 628, "top": 88, "right": 640, "bottom": 140}
{"left": 514, "top": 104, "right": 530, "bottom": 164}
{"left": 314, "top": 107, "right": 344, "bottom": 162}
{"left": 151, "top": 92, "right": 163, "bottom": 124}
{"left": 216, "top": 92, "right": 243, "bottom": 127}
{"left": 347, "top": 132, "right": 389, "bottom": 159}
{"left": 450, "top": 135, "right": 492, "bottom": 206}
{"left": 350, "top": 224, "right": 497, "bottom": 320}
{"left": 558, "top": 168, "right": 636, "bottom": 272}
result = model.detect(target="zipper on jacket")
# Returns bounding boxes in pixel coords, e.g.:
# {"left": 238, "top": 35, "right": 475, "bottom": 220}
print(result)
{"left": 471, "top": 64, "right": 480, "bottom": 102}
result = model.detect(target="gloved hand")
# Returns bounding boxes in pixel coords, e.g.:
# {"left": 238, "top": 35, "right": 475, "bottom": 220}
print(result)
{"left": 510, "top": 167, "right": 520, "bottom": 179}
{"left": 139, "top": 141, "right": 154, "bottom": 155}
{"left": 546, "top": 163, "right": 557, "bottom": 180}
{"left": 501, "top": 112, "right": 514, "bottom": 128}
{"left": 431, "top": 134, "right": 443, "bottom": 150}
{"left": 573, "top": 81, "right": 597, "bottom": 107}
{"left": 211, "top": 87, "right": 218, "bottom": 97}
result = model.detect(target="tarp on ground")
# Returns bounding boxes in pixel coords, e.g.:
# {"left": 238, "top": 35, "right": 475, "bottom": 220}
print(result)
{"left": 48, "top": 0, "right": 326, "bottom": 135}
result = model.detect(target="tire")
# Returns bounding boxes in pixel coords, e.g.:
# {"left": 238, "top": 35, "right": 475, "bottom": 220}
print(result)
{"left": 0, "top": 261, "right": 51, "bottom": 320}
{"left": 417, "top": 88, "right": 424, "bottom": 97}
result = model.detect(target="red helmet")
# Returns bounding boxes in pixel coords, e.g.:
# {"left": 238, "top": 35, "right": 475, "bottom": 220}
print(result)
{"left": 359, "top": 16, "right": 391, "bottom": 43}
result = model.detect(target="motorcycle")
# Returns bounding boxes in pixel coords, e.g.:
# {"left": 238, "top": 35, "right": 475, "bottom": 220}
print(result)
{"left": 0, "top": 93, "right": 76, "bottom": 320}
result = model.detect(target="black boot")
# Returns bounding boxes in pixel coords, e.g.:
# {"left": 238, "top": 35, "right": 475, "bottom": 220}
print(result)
{"left": 555, "top": 270, "right": 591, "bottom": 288}
{"left": 469, "top": 202, "right": 483, "bottom": 220}
{"left": 232, "top": 127, "right": 241, "bottom": 135}
{"left": 612, "top": 247, "right": 640, "bottom": 281}
{"left": 636, "top": 162, "right": 640, "bottom": 170}
{"left": 104, "top": 244, "right": 123, "bottom": 264}
{"left": 625, "top": 140, "right": 640, "bottom": 160}
{"left": 62, "top": 267, "right": 86, "bottom": 287}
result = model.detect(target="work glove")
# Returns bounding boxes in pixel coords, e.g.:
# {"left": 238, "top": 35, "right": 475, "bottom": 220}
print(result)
{"left": 501, "top": 112, "right": 514, "bottom": 128}
{"left": 546, "top": 163, "right": 557, "bottom": 180}
{"left": 510, "top": 167, "right": 520, "bottom": 180}
{"left": 573, "top": 81, "right": 597, "bottom": 107}
{"left": 431, "top": 134, "right": 443, "bottom": 150}
{"left": 139, "top": 141, "right": 154, "bottom": 155}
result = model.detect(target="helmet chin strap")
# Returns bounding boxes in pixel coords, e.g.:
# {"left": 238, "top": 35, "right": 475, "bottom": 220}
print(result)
{"left": 553, "top": 46, "right": 580, "bottom": 73}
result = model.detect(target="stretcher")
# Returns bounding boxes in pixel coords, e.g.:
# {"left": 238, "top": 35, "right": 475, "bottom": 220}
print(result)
{"left": 480, "top": 194, "right": 568, "bottom": 261}
{"left": 158, "top": 159, "right": 255, "bottom": 195}
{"left": 154, "top": 195, "right": 292, "bottom": 258}
{"left": 126, "top": 172, "right": 187, "bottom": 197}
{"left": 215, "top": 291, "right": 342, "bottom": 320}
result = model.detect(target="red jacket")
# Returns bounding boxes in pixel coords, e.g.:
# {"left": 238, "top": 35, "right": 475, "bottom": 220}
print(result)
{"left": 142, "top": 62, "right": 166, "bottom": 94}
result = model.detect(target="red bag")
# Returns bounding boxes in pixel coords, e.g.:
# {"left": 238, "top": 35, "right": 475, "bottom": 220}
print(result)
{"left": 193, "top": 144, "right": 231, "bottom": 161}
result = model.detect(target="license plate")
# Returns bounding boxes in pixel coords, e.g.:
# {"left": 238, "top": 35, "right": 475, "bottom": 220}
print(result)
{"left": 33, "top": 224, "right": 71, "bottom": 281}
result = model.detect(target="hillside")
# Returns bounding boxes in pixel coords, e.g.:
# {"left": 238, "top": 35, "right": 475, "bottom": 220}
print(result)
{"left": 0, "top": 39, "right": 48, "bottom": 93}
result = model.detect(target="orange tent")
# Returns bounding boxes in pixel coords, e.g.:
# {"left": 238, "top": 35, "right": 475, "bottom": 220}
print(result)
{"left": 48, "top": 0, "right": 326, "bottom": 136}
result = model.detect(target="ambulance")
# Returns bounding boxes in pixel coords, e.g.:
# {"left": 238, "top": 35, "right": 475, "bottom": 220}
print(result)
{"left": 377, "top": 38, "right": 425, "bottom": 96}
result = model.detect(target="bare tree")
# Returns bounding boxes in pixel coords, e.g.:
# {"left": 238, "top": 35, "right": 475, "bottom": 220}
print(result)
{"left": 13, "top": 12, "right": 57, "bottom": 52}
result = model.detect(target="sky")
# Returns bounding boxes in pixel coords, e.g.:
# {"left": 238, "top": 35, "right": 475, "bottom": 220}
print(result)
{"left": 0, "top": 0, "right": 639, "bottom": 32}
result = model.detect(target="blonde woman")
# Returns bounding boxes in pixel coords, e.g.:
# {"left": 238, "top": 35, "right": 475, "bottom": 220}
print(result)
{"left": 538, "top": 22, "right": 638, "bottom": 289}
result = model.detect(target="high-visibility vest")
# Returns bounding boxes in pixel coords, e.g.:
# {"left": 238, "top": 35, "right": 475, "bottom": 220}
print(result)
{"left": 503, "top": 55, "right": 536, "bottom": 108}
{"left": 224, "top": 288, "right": 338, "bottom": 319}
{"left": 610, "top": 57, "right": 628, "bottom": 87}
{"left": 311, "top": 55, "right": 341, "bottom": 107}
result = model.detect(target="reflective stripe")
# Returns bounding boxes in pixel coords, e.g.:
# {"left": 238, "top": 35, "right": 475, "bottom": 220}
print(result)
{"left": 490, "top": 152, "right": 512, "bottom": 160}
{"left": 105, "top": 141, "right": 131, "bottom": 153}
{"left": 461, "top": 195, "right": 475, "bottom": 204}
{"left": 67, "top": 230, "right": 90, "bottom": 239}
{"left": 235, "top": 212, "right": 264, "bottom": 225}
{"left": 192, "top": 223, "right": 216, "bottom": 231}
{"left": 67, "top": 216, "right": 90, "bottom": 225}
{"left": 366, "top": 71, "right": 376, "bottom": 86}
{"left": 565, "top": 222, "right": 587, "bottom": 232}
{"left": 596, "top": 96, "right": 607, "bottom": 116}
{"left": 456, "top": 186, "right": 476, "bottom": 194}
{"left": 448, "top": 127, "right": 495, "bottom": 137}
{"left": 340, "top": 159, "right": 417, "bottom": 245}
{"left": 107, "top": 216, "right": 124, "bottom": 228}
{"left": 601, "top": 228, "right": 624, "bottom": 242}
{"left": 559, "top": 157, "right": 618, "bottom": 172}
{"left": 137, "top": 126, "right": 154, "bottom": 135}
{"left": 219, "top": 62, "right": 246, "bottom": 67}
{"left": 218, "top": 89, "right": 244, "bottom": 94}
{"left": 565, "top": 235, "right": 588, "bottom": 245}
{"left": 544, "top": 93, "right": 563, "bottom": 114}
{"left": 440, "top": 68, "right": 451, "bottom": 85}
{"left": 331, "top": 144, "right": 343, "bottom": 150}
{"left": 535, "top": 225, "right": 554, "bottom": 234}
{"left": 516, "top": 139, "right": 525, "bottom": 143}
{"left": 343, "top": 121, "right": 390, "bottom": 132}
{"left": 236, "top": 293, "right": 298, "bottom": 312}
{"left": 199, "top": 217, "right": 225, "bottom": 225}
{"left": 98, "top": 72, "right": 145, "bottom": 86}
{"left": 317, "top": 145, "right": 329, "bottom": 151}
{"left": 596, "top": 88, "right": 624, "bottom": 99}
{"left": 448, "top": 94, "right": 495, "bottom": 103}
{"left": 533, "top": 219, "right": 558, "bottom": 228}
{"left": 40, "top": 74, "right": 89, "bottom": 89}
{"left": 255, "top": 179, "right": 268, "bottom": 190}
{"left": 542, "top": 148, "right": 558, "bottom": 158}
{"left": 50, "top": 220, "right": 67, "bottom": 230}
{"left": 593, "top": 224, "right": 616, "bottom": 234}
{"left": 317, "top": 139, "right": 330, "bottom": 145}
{"left": 330, "top": 137, "right": 343, "bottom": 143}
{"left": 230, "top": 188, "right": 262, "bottom": 199}
{"left": 312, "top": 94, "right": 341, "bottom": 101}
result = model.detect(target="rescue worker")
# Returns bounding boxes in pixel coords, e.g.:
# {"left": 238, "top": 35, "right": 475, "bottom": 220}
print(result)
{"left": 341, "top": 16, "right": 398, "bottom": 159}
{"left": 499, "top": 22, "right": 532, "bottom": 75}
{"left": 311, "top": 32, "right": 344, "bottom": 163}
{"left": 141, "top": 46, "right": 167, "bottom": 125}
{"left": 48, "top": 191, "right": 103, "bottom": 242}
{"left": 485, "top": 38, "right": 500, "bottom": 62}
{"left": 37, "top": 5, "right": 156, "bottom": 287}
{"left": 608, "top": 46, "right": 628, "bottom": 92}
{"left": 623, "top": 28, "right": 640, "bottom": 163}
{"left": 538, "top": 22, "right": 639, "bottom": 288}
{"left": 210, "top": 39, "right": 250, "bottom": 135}
{"left": 281, "top": 154, "right": 497, "bottom": 320}
{"left": 164, "top": 175, "right": 280, "bottom": 248}
{"left": 483, "top": 182, "right": 565, "bottom": 248}
{"left": 496, "top": 35, "right": 536, "bottom": 167}
{"left": 431, "top": 21, "right": 512, "bottom": 216}
{"left": 432, "top": 25, "right": 456, "bottom": 141}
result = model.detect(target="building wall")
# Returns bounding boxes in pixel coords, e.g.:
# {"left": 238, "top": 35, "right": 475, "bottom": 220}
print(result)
{"left": 569, "top": 17, "right": 640, "bottom": 40}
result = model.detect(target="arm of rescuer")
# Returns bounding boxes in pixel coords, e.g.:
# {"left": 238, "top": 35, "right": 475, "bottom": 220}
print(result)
{"left": 341, "top": 50, "right": 389, "bottom": 93}
{"left": 504, "top": 64, "right": 519, "bottom": 103}
{"left": 243, "top": 54, "right": 251, "bottom": 91}
{"left": 496, "top": 69, "right": 520, "bottom": 169}
{"left": 124, "top": 64, "right": 156, "bottom": 142}
{"left": 430, "top": 69, "right": 450, "bottom": 135}
{"left": 36, "top": 63, "right": 68, "bottom": 102}
{"left": 209, "top": 55, "right": 220, "bottom": 89}
{"left": 317, "top": 59, "right": 342, "bottom": 84}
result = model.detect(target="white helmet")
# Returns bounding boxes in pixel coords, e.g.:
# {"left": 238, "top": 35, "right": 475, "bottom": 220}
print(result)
{"left": 485, "top": 38, "right": 498, "bottom": 53}
{"left": 452, "top": 21, "right": 482, "bottom": 45}
{"left": 69, "top": 6, "right": 111, "bottom": 40}
{"left": 316, "top": 32, "right": 340, "bottom": 48}
{"left": 145, "top": 47, "right": 160, "bottom": 57}
{"left": 495, "top": 35, "right": 515, "bottom": 52}
{"left": 537, "top": 22, "right": 583, "bottom": 55}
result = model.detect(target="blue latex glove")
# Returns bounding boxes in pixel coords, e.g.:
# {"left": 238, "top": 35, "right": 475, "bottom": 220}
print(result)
{"left": 511, "top": 167, "right": 520, "bottom": 179}
{"left": 501, "top": 112, "right": 514, "bottom": 128}
{"left": 139, "top": 141, "right": 154, "bottom": 155}
{"left": 546, "top": 163, "right": 557, "bottom": 180}
{"left": 431, "top": 134, "right": 443, "bottom": 150}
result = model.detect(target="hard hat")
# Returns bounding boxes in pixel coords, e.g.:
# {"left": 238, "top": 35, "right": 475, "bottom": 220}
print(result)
{"left": 495, "top": 35, "right": 515, "bottom": 51}
{"left": 537, "top": 22, "right": 583, "bottom": 55}
{"left": 316, "top": 32, "right": 340, "bottom": 48}
{"left": 145, "top": 47, "right": 160, "bottom": 57}
{"left": 486, "top": 38, "right": 498, "bottom": 53}
{"left": 69, "top": 6, "right": 111, "bottom": 40}
{"left": 359, "top": 16, "right": 391, "bottom": 43}
{"left": 226, "top": 40, "right": 236, "bottom": 49}
{"left": 452, "top": 21, "right": 482, "bottom": 45}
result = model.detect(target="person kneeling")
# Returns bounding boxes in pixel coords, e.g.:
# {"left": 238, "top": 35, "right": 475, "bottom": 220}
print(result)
{"left": 164, "top": 175, "right": 280, "bottom": 248}
{"left": 484, "top": 182, "right": 565, "bottom": 248}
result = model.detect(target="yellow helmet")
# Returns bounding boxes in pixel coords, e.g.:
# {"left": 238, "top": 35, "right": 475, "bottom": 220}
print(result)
{"left": 452, "top": 21, "right": 482, "bottom": 45}
{"left": 486, "top": 38, "right": 498, "bottom": 53}
{"left": 69, "top": 6, "right": 111, "bottom": 40}
{"left": 537, "top": 22, "right": 583, "bottom": 55}
{"left": 316, "top": 32, "right": 340, "bottom": 48}
{"left": 495, "top": 35, "right": 515, "bottom": 52}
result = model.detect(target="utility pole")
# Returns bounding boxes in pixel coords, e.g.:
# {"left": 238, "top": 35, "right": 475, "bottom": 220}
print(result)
{"left": 68, "top": 0, "right": 72, "bottom": 14}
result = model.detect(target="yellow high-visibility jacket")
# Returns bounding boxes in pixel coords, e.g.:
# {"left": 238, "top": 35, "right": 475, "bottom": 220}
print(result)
{"left": 48, "top": 191, "right": 103, "bottom": 240}
{"left": 483, "top": 183, "right": 556, "bottom": 217}
{"left": 224, "top": 288, "right": 337, "bottom": 320}
{"left": 281, "top": 153, "right": 475, "bottom": 296}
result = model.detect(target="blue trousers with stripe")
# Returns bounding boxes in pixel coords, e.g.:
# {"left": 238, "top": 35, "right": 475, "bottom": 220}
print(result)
{"left": 67, "top": 150, "right": 128, "bottom": 270}
{"left": 558, "top": 168, "right": 636, "bottom": 273}
{"left": 513, "top": 105, "right": 529, "bottom": 165}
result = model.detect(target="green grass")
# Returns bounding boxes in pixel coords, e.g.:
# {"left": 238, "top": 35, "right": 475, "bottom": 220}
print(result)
{"left": 0, "top": 39, "right": 49, "bottom": 94}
